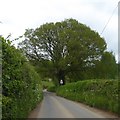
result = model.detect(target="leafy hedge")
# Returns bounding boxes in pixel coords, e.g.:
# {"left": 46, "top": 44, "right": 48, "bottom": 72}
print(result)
{"left": 56, "top": 79, "right": 119, "bottom": 115}
{"left": 42, "top": 81, "right": 54, "bottom": 89}
{"left": 47, "top": 86, "right": 57, "bottom": 92}
{"left": 41, "top": 80, "right": 56, "bottom": 92}
{"left": 2, "top": 37, "right": 43, "bottom": 119}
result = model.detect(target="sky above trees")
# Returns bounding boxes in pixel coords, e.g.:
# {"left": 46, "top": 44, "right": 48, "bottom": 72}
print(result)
{"left": 0, "top": 0, "right": 119, "bottom": 62}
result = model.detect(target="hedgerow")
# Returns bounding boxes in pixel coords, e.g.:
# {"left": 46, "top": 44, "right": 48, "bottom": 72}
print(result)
{"left": 56, "top": 79, "right": 119, "bottom": 115}
{"left": 2, "top": 36, "right": 43, "bottom": 119}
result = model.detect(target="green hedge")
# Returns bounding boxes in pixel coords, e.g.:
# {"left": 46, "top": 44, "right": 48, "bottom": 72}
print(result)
{"left": 41, "top": 80, "right": 56, "bottom": 92}
{"left": 42, "top": 81, "right": 54, "bottom": 89}
{"left": 2, "top": 37, "right": 43, "bottom": 119}
{"left": 47, "top": 86, "right": 57, "bottom": 92}
{"left": 56, "top": 79, "right": 119, "bottom": 115}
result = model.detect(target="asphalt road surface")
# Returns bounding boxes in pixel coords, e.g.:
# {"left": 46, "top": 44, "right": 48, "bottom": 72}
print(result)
{"left": 28, "top": 91, "right": 118, "bottom": 118}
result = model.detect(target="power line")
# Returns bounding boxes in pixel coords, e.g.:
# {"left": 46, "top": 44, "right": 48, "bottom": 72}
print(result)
{"left": 100, "top": 4, "right": 118, "bottom": 35}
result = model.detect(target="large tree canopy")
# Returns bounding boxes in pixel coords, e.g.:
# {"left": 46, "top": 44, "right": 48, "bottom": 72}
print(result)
{"left": 19, "top": 19, "right": 107, "bottom": 84}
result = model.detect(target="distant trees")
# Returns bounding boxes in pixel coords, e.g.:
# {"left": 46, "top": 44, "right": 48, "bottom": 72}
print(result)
{"left": 94, "top": 52, "right": 117, "bottom": 79}
{"left": 18, "top": 19, "right": 117, "bottom": 84}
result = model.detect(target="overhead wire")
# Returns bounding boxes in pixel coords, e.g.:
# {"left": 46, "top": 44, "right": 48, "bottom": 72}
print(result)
{"left": 100, "top": 4, "right": 118, "bottom": 35}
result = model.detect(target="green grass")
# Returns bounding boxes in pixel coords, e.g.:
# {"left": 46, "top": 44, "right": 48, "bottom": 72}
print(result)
{"left": 56, "top": 79, "right": 119, "bottom": 115}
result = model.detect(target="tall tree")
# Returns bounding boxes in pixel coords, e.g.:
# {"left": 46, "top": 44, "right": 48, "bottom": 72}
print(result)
{"left": 18, "top": 19, "right": 107, "bottom": 85}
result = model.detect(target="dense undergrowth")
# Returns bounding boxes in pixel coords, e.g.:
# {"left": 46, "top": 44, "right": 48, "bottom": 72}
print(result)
{"left": 41, "top": 80, "right": 57, "bottom": 92}
{"left": 56, "top": 79, "right": 119, "bottom": 115}
{"left": 2, "top": 37, "right": 43, "bottom": 119}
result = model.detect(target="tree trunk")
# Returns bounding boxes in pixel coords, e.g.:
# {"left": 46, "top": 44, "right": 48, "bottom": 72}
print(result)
{"left": 58, "top": 69, "right": 65, "bottom": 85}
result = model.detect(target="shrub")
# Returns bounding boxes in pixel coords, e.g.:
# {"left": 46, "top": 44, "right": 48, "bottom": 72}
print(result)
{"left": 56, "top": 79, "right": 119, "bottom": 115}
{"left": 47, "top": 86, "right": 57, "bottom": 92}
{"left": 2, "top": 36, "right": 43, "bottom": 119}
{"left": 42, "top": 81, "right": 54, "bottom": 89}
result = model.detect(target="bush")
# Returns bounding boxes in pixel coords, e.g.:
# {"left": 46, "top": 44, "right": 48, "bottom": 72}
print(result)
{"left": 2, "top": 36, "right": 43, "bottom": 119}
{"left": 47, "top": 86, "right": 57, "bottom": 92}
{"left": 56, "top": 79, "right": 119, "bottom": 115}
{"left": 41, "top": 80, "right": 54, "bottom": 89}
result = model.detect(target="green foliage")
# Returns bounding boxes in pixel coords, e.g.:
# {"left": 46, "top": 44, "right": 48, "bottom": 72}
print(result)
{"left": 0, "top": 36, "right": 2, "bottom": 119}
{"left": 30, "top": 60, "right": 55, "bottom": 81}
{"left": 41, "top": 80, "right": 54, "bottom": 89}
{"left": 18, "top": 18, "right": 107, "bottom": 84}
{"left": 47, "top": 86, "right": 57, "bottom": 92}
{"left": 41, "top": 80, "right": 57, "bottom": 92}
{"left": 118, "top": 62, "right": 120, "bottom": 79}
{"left": 94, "top": 52, "right": 117, "bottom": 79}
{"left": 1, "top": 36, "right": 43, "bottom": 119}
{"left": 56, "top": 79, "right": 119, "bottom": 115}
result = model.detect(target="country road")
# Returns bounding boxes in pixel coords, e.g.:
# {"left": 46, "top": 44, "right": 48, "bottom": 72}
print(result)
{"left": 28, "top": 91, "right": 118, "bottom": 118}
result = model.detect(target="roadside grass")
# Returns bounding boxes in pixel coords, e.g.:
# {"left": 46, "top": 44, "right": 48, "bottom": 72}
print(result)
{"left": 56, "top": 79, "right": 119, "bottom": 115}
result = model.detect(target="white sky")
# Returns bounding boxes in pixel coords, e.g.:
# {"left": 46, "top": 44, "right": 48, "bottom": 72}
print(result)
{"left": 0, "top": 0, "right": 119, "bottom": 62}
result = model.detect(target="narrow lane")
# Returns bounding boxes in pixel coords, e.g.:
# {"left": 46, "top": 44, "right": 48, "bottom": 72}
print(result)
{"left": 28, "top": 91, "right": 118, "bottom": 118}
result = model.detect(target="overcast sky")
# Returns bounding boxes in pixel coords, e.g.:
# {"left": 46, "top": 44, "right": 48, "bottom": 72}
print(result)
{"left": 0, "top": 0, "right": 119, "bottom": 62}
